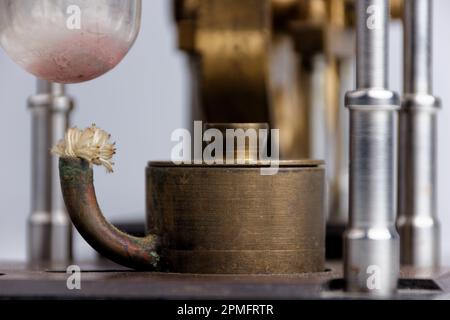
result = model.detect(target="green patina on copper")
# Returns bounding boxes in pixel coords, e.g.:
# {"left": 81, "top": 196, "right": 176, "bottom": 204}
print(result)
{"left": 59, "top": 157, "right": 161, "bottom": 270}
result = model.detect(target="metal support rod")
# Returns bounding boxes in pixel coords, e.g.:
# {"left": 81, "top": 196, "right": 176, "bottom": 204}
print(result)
{"left": 28, "top": 79, "right": 74, "bottom": 264}
{"left": 403, "top": 0, "right": 432, "bottom": 95}
{"left": 356, "top": 0, "right": 388, "bottom": 89}
{"left": 397, "top": 0, "right": 440, "bottom": 268}
{"left": 344, "top": 0, "right": 400, "bottom": 296}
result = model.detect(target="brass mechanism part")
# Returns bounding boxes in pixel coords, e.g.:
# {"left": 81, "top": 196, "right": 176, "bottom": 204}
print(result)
{"left": 176, "top": 0, "right": 272, "bottom": 124}
{"left": 146, "top": 160, "right": 326, "bottom": 274}
{"left": 202, "top": 123, "right": 270, "bottom": 161}
{"left": 174, "top": 0, "right": 355, "bottom": 159}
{"left": 391, "top": 0, "right": 404, "bottom": 19}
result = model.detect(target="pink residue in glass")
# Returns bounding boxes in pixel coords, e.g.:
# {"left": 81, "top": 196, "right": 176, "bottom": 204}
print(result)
{"left": 27, "top": 33, "right": 129, "bottom": 84}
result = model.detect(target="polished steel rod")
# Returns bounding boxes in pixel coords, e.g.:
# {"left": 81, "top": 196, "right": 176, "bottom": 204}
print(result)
{"left": 403, "top": 0, "right": 432, "bottom": 94}
{"left": 344, "top": 0, "right": 400, "bottom": 296}
{"left": 356, "top": 0, "right": 388, "bottom": 89}
{"left": 28, "top": 79, "right": 73, "bottom": 264}
{"left": 397, "top": 0, "right": 440, "bottom": 268}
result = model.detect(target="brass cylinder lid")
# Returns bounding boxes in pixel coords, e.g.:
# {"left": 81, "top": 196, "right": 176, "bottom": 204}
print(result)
{"left": 149, "top": 160, "right": 324, "bottom": 168}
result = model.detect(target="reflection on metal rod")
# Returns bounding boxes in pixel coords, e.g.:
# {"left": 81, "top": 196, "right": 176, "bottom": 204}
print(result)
{"left": 397, "top": 0, "right": 440, "bottom": 268}
{"left": 344, "top": 0, "right": 400, "bottom": 296}
{"left": 28, "top": 79, "right": 73, "bottom": 264}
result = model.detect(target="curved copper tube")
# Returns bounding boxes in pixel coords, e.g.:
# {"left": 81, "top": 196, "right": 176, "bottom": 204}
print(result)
{"left": 59, "top": 157, "right": 160, "bottom": 270}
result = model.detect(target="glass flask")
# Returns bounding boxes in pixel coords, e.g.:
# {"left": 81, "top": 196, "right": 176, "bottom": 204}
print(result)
{"left": 0, "top": 0, "right": 142, "bottom": 83}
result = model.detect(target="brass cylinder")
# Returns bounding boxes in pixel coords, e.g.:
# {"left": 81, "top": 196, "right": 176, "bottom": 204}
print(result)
{"left": 146, "top": 161, "right": 326, "bottom": 274}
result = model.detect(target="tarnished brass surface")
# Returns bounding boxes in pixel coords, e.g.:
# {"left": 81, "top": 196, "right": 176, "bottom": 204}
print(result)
{"left": 147, "top": 161, "right": 326, "bottom": 274}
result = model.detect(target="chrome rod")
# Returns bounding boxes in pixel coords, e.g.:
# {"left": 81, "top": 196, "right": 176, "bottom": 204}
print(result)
{"left": 397, "top": 0, "right": 440, "bottom": 268}
{"left": 344, "top": 0, "right": 400, "bottom": 296}
{"left": 356, "top": 0, "right": 388, "bottom": 89}
{"left": 28, "top": 79, "right": 73, "bottom": 264}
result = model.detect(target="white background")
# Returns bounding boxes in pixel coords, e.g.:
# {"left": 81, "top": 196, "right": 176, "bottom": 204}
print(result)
{"left": 0, "top": 0, "right": 449, "bottom": 263}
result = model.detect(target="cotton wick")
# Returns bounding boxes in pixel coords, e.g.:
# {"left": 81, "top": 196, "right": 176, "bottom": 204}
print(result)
{"left": 52, "top": 124, "right": 116, "bottom": 173}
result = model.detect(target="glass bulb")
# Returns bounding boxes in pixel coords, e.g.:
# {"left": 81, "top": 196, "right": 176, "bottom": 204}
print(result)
{"left": 0, "top": 0, "right": 142, "bottom": 83}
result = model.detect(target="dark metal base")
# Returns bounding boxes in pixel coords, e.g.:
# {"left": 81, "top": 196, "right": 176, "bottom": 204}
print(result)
{"left": 0, "top": 261, "right": 448, "bottom": 300}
